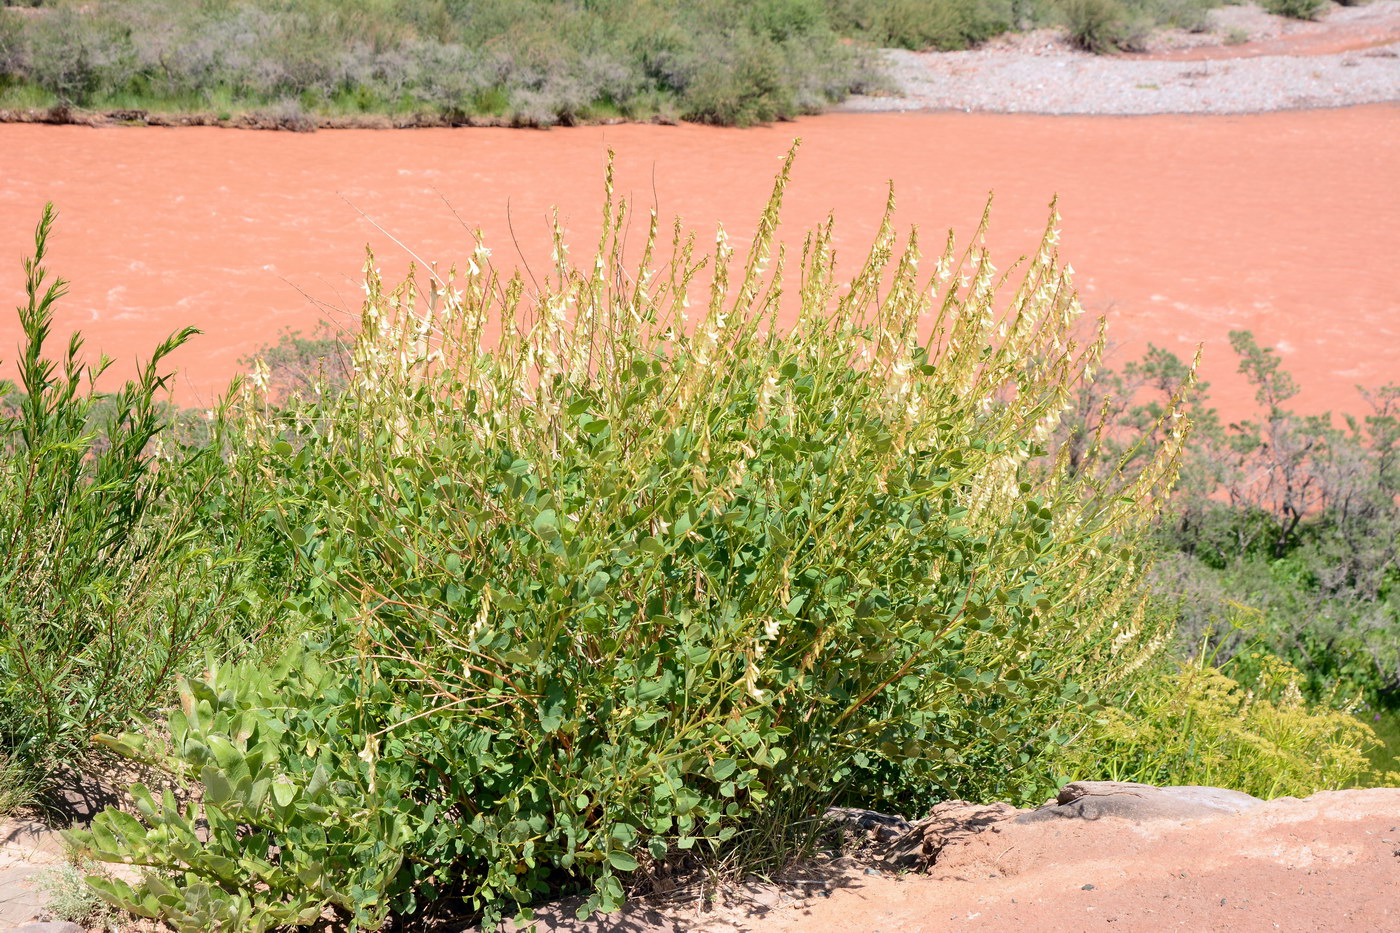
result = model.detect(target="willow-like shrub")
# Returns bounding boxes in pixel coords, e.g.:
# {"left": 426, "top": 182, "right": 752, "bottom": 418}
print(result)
{"left": 74, "top": 149, "right": 1188, "bottom": 930}
{"left": 0, "top": 207, "right": 256, "bottom": 785}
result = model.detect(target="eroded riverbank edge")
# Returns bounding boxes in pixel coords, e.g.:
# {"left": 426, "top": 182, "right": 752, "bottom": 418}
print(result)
{"left": 3, "top": 3, "right": 1397, "bottom": 130}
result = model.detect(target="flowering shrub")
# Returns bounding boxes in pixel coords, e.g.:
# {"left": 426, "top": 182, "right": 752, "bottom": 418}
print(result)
{"left": 70, "top": 149, "right": 1188, "bottom": 928}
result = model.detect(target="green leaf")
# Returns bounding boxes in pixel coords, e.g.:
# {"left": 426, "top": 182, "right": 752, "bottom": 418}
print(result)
{"left": 305, "top": 764, "right": 330, "bottom": 799}
{"left": 271, "top": 780, "right": 296, "bottom": 809}
{"left": 607, "top": 851, "right": 639, "bottom": 872}
{"left": 585, "top": 570, "right": 609, "bottom": 597}
{"left": 202, "top": 766, "right": 233, "bottom": 807}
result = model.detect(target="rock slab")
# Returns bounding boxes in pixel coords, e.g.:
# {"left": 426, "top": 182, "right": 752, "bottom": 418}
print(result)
{"left": 0, "top": 820, "right": 69, "bottom": 932}
{"left": 1017, "top": 780, "right": 1264, "bottom": 823}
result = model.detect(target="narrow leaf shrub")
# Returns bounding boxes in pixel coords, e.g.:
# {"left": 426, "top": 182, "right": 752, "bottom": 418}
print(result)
{"left": 0, "top": 206, "right": 258, "bottom": 779}
{"left": 72, "top": 151, "right": 1185, "bottom": 928}
{"left": 1064, "top": 337, "right": 1400, "bottom": 705}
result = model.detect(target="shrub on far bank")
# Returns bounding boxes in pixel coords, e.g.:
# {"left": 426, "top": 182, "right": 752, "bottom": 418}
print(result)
{"left": 0, "top": 0, "right": 1255, "bottom": 127}
{"left": 0, "top": 0, "right": 873, "bottom": 127}
{"left": 1060, "top": 0, "right": 1148, "bottom": 53}
{"left": 825, "top": 0, "right": 1016, "bottom": 50}
{"left": 828, "top": 0, "right": 1221, "bottom": 52}
{"left": 1262, "top": 0, "right": 1328, "bottom": 19}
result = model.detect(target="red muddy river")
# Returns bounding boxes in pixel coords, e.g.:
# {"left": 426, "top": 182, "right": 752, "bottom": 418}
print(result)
{"left": 2, "top": 106, "right": 1397, "bottom": 416}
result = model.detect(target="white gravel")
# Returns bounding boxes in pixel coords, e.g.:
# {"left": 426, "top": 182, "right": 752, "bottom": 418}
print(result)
{"left": 842, "top": 2, "right": 1400, "bottom": 115}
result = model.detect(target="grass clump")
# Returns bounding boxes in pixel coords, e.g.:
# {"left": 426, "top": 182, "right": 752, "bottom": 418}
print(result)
{"left": 0, "top": 752, "right": 35, "bottom": 816}
{"left": 63, "top": 148, "right": 1190, "bottom": 928}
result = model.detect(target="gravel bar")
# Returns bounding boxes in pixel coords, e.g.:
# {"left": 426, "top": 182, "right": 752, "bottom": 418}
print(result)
{"left": 842, "top": 1, "right": 1400, "bottom": 115}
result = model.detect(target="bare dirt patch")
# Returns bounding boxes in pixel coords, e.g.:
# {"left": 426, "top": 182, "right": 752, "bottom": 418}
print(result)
{"left": 490, "top": 787, "right": 1400, "bottom": 933}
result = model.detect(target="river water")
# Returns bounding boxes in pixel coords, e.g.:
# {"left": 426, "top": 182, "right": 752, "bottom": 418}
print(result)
{"left": 2, "top": 105, "right": 1397, "bottom": 415}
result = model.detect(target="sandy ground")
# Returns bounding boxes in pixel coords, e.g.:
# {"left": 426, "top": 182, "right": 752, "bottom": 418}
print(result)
{"left": 844, "top": 1, "right": 1400, "bottom": 114}
{"left": 5, "top": 787, "right": 1396, "bottom": 931}
{"left": 496, "top": 788, "right": 1400, "bottom": 933}
{"left": 0, "top": 820, "right": 66, "bottom": 930}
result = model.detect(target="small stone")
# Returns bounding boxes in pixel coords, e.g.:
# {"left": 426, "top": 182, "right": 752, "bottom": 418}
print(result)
{"left": 823, "top": 807, "right": 912, "bottom": 846}
{"left": 1082, "top": 883, "right": 1096, "bottom": 891}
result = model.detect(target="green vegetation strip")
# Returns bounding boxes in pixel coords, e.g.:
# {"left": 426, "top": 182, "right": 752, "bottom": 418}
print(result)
{"left": 0, "top": 0, "right": 1296, "bottom": 129}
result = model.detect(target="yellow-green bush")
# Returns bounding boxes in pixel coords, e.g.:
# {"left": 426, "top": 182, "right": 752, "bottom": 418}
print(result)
{"left": 1068, "top": 653, "right": 1396, "bottom": 797}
